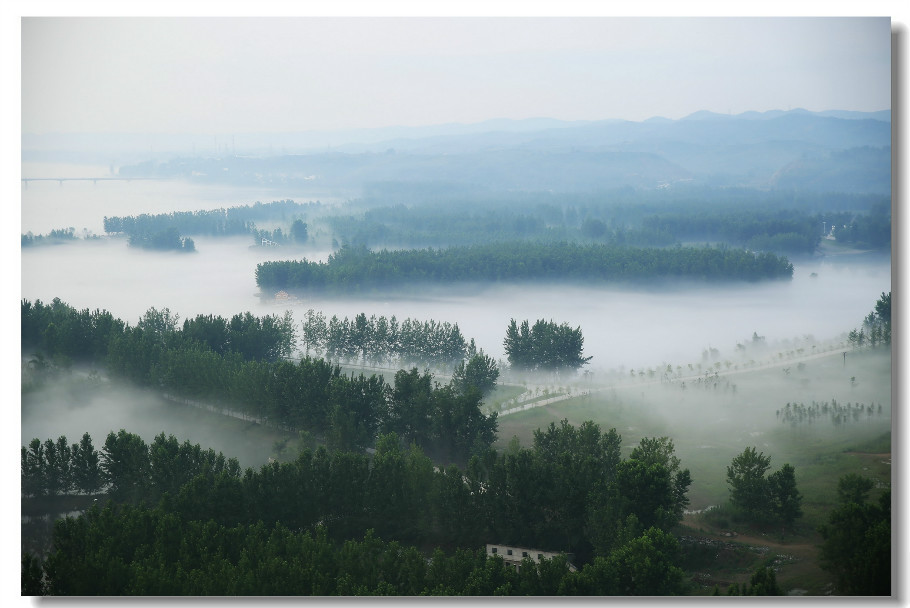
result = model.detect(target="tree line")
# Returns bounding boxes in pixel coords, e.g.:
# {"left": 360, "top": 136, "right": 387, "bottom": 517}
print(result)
{"left": 24, "top": 420, "right": 694, "bottom": 595}
{"left": 22, "top": 431, "right": 240, "bottom": 502}
{"left": 102, "top": 199, "right": 316, "bottom": 237}
{"left": 102, "top": 200, "right": 314, "bottom": 252}
{"left": 301, "top": 309, "right": 474, "bottom": 371}
{"left": 777, "top": 400, "right": 885, "bottom": 429}
{"left": 832, "top": 199, "right": 891, "bottom": 249}
{"left": 22, "top": 298, "right": 497, "bottom": 463}
{"left": 255, "top": 241, "right": 794, "bottom": 292}
{"left": 327, "top": 204, "right": 563, "bottom": 249}
{"left": 22, "top": 433, "right": 103, "bottom": 498}
{"left": 127, "top": 226, "right": 196, "bottom": 252}
{"left": 327, "top": 187, "right": 887, "bottom": 255}
{"left": 22, "top": 299, "right": 296, "bottom": 365}
{"left": 116, "top": 335, "right": 493, "bottom": 463}
{"left": 638, "top": 209, "right": 824, "bottom": 255}
{"left": 26, "top": 504, "right": 684, "bottom": 596}
{"left": 25, "top": 430, "right": 880, "bottom": 596}
{"left": 848, "top": 291, "right": 891, "bottom": 348}
{"left": 21, "top": 227, "right": 95, "bottom": 247}
{"left": 252, "top": 219, "right": 308, "bottom": 246}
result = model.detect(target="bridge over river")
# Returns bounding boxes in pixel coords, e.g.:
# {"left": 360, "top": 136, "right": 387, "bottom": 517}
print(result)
{"left": 21, "top": 176, "right": 165, "bottom": 186}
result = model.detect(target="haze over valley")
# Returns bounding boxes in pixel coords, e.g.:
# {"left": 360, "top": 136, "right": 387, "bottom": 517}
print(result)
{"left": 18, "top": 15, "right": 895, "bottom": 598}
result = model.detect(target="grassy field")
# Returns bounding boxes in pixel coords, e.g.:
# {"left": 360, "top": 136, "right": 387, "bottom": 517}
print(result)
{"left": 497, "top": 348, "right": 891, "bottom": 510}
{"left": 495, "top": 347, "right": 892, "bottom": 595}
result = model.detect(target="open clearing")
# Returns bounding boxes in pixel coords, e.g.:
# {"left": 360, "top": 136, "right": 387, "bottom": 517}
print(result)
{"left": 496, "top": 346, "right": 891, "bottom": 595}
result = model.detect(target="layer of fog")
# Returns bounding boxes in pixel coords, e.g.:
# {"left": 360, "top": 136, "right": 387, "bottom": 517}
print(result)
{"left": 22, "top": 233, "right": 891, "bottom": 373}
{"left": 21, "top": 372, "right": 281, "bottom": 469}
{"left": 496, "top": 347, "right": 893, "bottom": 510}
{"left": 21, "top": 171, "right": 892, "bottom": 468}
{"left": 21, "top": 162, "right": 347, "bottom": 236}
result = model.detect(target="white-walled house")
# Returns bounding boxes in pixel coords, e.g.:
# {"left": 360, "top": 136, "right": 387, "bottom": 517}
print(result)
{"left": 485, "top": 544, "right": 576, "bottom": 573}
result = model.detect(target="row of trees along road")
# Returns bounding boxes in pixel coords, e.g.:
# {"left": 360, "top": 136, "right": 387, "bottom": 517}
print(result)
{"left": 24, "top": 420, "right": 695, "bottom": 595}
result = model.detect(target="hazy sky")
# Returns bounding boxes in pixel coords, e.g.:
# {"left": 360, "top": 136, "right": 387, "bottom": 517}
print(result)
{"left": 20, "top": 15, "right": 893, "bottom": 135}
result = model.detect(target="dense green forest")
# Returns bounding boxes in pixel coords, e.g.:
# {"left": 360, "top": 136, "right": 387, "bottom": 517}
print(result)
{"left": 21, "top": 298, "right": 496, "bottom": 462}
{"left": 255, "top": 241, "right": 794, "bottom": 293}
{"left": 24, "top": 422, "right": 880, "bottom": 596}
{"left": 22, "top": 299, "right": 296, "bottom": 364}
{"left": 21, "top": 294, "right": 892, "bottom": 596}
{"left": 23, "top": 422, "right": 696, "bottom": 595}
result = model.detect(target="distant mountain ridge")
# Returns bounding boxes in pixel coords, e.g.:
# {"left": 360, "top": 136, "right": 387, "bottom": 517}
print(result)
{"left": 680, "top": 108, "right": 891, "bottom": 122}
{"left": 26, "top": 109, "right": 891, "bottom": 195}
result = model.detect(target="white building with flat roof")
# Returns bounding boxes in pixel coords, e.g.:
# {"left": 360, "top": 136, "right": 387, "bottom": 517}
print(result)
{"left": 485, "top": 544, "right": 576, "bottom": 573}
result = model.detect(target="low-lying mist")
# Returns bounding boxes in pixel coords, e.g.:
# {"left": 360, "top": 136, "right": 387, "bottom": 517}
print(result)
{"left": 21, "top": 368, "right": 285, "bottom": 469}
{"left": 496, "top": 347, "right": 892, "bottom": 509}
{"left": 22, "top": 235, "right": 889, "bottom": 374}
{"left": 20, "top": 162, "right": 345, "bottom": 236}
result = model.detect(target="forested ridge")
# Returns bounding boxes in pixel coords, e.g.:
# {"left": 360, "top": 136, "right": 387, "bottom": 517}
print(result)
{"left": 256, "top": 241, "right": 794, "bottom": 292}
{"left": 113, "top": 111, "right": 891, "bottom": 195}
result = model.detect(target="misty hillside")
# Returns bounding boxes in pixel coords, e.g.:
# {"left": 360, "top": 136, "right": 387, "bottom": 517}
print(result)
{"left": 103, "top": 109, "right": 890, "bottom": 195}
